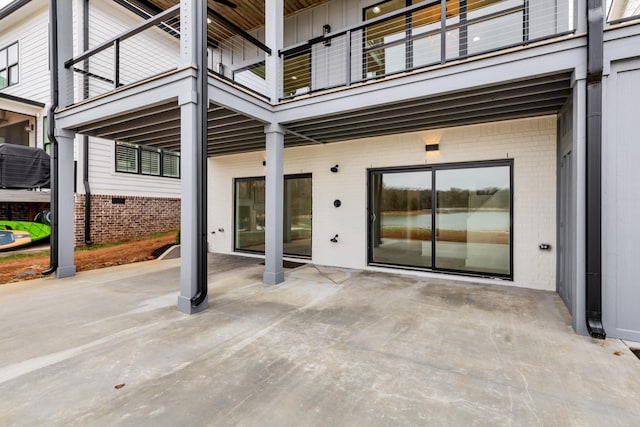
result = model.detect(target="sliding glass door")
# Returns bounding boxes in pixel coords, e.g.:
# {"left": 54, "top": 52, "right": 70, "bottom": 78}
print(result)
{"left": 369, "top": 161, "right": 512, "bottom": 278}
{"left": 370, "top": 170, "right": 433, "bottom": 267}
{"left": 235, "top": 174, "right": 312, "bottom": 257}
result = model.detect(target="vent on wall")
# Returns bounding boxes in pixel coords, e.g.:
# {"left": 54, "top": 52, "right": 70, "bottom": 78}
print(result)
{"left": 112, "top": 197, "right": 125, "bottom": 205}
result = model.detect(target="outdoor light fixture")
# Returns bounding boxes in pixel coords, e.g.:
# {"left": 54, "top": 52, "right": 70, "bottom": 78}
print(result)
{"left": 323, "top": 24, "right": 331, "bottom": 46}
{"left": 330, "top": 164, "right": 339, "bottom": 173}
{"left": 262, "top": 160, "right": 266, "bottom": 166}
{"left": 372, "top": 6, "right": 381, "bottom": 14}
{"left": 425, "top": 143, "right": 440, "bottom": 152}
{"left": 330, "top": 234, "right": 339, "bottom": 243}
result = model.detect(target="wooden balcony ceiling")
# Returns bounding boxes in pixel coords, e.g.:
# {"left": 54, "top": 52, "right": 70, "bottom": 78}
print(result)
{"left": 142, "top": 0, "right": 331, "bottom": 30}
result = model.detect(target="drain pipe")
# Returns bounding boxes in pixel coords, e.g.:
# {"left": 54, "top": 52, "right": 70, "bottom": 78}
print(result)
{"left": 42, "top": 0, "right": 60, "bottom": 275}
{"left": 82, "top": 0, "right": 92, "bottom": 246}
{"left": 190, "top": 0, "right": 208, "bottom": 308}
{"left": 82, "top": 136, "right": 92, "bottom": 245}
{"left": 585, "top": 0, "right": 605, "bottom": 338}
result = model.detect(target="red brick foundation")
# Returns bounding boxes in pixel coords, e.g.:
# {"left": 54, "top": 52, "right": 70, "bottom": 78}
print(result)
{"left": 74, "top": 194, "right": 180, "bottom": 246}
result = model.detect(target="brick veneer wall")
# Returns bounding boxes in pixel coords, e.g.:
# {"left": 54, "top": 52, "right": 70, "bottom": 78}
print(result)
{"left": 74, "top": 194, "right": 180, "bottom": 246}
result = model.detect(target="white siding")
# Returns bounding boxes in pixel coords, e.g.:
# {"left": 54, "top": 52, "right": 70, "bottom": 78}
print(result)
{"left": 86, "top": 1, "right": 179, "bottom": 98}
{"left": 84, "top": 137, "right": 180, "bottom": 198}
{"left": 209, "top": 116, "right": 557, "bottom": 291}
{"left": 0, "top": 2, "right": 50, "bottom": 105}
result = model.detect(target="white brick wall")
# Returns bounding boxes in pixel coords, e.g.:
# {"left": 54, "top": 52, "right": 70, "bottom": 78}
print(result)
{"left": 209, "top": 116, "right": 557, "bottom": 291}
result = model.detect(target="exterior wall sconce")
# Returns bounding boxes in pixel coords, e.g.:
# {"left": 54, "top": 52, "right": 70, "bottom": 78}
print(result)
{"left": 262, "top": 160, "right": 266, "bottom": 166}
{"left": 425, "top": 143, "right": 440, "bottom": 152}
{"left": 330, "top": 234, "right": 339, "bottom": 243}
{"left": 330, "top": 164, "right": 339, "bottom": 173}
{"left": 323, "top": 24, "right": 331, "bottom": 46}
{"left": 25, "top": 123, "right": 35, "bottom": 132}
{"left": 334, "top": 199, "right": 341, "bottom": 208}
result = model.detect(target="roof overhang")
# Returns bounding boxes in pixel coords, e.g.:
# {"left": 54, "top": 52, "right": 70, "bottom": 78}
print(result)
{"left": 0, "top": 0, "right": 31, "bottom": 20}
{"left": 0, "top": 93, "right": 45, "bottom": 116}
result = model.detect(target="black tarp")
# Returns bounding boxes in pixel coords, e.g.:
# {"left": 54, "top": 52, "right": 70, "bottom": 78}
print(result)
{"left": 0, "top": 143, "right": 50, "bottom": 189}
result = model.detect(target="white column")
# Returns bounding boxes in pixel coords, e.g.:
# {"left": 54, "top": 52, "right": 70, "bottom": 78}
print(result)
{"left": 177, "top": 0, "right": 208, "bottom": 313}
{"left": 53, "top": 0, "right": 76, "bottom": 278}
{"left": 265, "top": 0, "right": 284, "bottom": 101}
{"left": 54, "top": 130, "right": 76, "bottom": 278}
{"left": 263, "top": 124, "right": 285, "bottom": 285}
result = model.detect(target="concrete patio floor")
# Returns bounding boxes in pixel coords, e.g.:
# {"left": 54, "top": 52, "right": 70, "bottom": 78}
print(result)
{"left": 0, "top": 254, "right": 638, "bottom": 426}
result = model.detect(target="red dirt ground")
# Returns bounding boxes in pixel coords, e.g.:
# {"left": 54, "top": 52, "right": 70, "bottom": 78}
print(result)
{"left": 0, "top": 231, "right": 178, "bottom": 285}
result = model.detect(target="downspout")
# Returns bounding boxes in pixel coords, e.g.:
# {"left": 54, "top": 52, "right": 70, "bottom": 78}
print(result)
{"left": 83, "top": 0, "right": 92, "bottom": 245}
{"left": 585, "top": 0, "right": 605, "bottom": 338}
{"left": 190, "top": 0, "right": 208, "bottom": 308}
{"left": 42, "top": 0, "right": 59, "bottom": 275}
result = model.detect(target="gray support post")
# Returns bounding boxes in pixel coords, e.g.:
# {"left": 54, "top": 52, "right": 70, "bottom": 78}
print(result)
{"left": 572, "top": 78, "right": 588, "bottom": 336}
{"left": 265, "top": 0, "right": 283, "bottom": 101}
{"left": 177, "top": 0, "right": 208, "bottom": 314}
{"left": 54, "top": 129, "right": 77, "bottom": 278}
{"left": 263, "top": 124, "right": 285, "bottom": 285}
{"left": 54, "top": 0, "right": 76, "bottom": 278}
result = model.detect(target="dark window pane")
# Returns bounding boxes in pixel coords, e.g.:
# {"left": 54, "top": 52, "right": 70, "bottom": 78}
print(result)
{"left": 371, "top": 170, "right": 433, "bottom": 267}
{"left": 141, "top": 149, "right": 161, "bottom": 176}
{"left": 284, "top": 176, "right": 312, "bottom": 256}
{"left": 8, "top": 64, "right": 18, "bottom": 85}
{"left": 115, "top": 143, "right": 138, "bottom": 173}
{"left": 235, "top": 175, "right": 312, "bottom": 257}
{"left": 235, "top": 179, "right": 266, "bottom": 252}
{"left": 283, "top": 53, "right": 311, "bottom": 97}
{"left": 7, "top": 43, "right": 18, "bottom": 65}
{"left": 163, "top": 153, "right": 180, "bottom": 178}
{"left": 435, "top": 165, "right": 511, "bottom": 275}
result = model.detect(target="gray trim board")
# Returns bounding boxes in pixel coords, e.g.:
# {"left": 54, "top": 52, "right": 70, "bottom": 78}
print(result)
{"left": 0, "top": 92, "right": 45, "bottom": 108}
{"left": 0, "top": 0, "right": 30, "bottom": 20}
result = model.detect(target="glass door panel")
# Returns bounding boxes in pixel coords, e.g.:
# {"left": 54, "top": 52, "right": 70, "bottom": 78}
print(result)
{"left": 235, "top": 179, "right": 266, "bottom": 252}
{"left": 371, "top": 170, "right": 433, "bottom": 267}
{"left": 283, "top": 176, "right": 312, "bottom": 256}
{"left": 435, "top": 166, "right": 511, "bottom": 275}
{"left": 235, "top": 174, "right": 312, "bottom": 257}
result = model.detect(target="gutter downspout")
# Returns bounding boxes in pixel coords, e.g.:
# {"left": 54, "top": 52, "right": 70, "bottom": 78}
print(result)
{"left": 585, "top": 0, "right": 605, "bottom": 338}
{"left": 83, "top": 0, "right": 92, "bottom": 245}
{"left": 42, "top": 0, "right": 59, "bottom": 275}
{"left": 190, "top": 0, "right": 208, "bottom": 308}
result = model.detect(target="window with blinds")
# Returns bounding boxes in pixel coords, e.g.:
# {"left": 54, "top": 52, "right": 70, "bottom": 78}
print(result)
{"left": 114, "top": 142, "right": 179, "bottom": 178}
{"left": 141, "top": 148, "right": 161, "bottom": 176}
{"left": 163, "top": 153, "right": 180, "bottom": 178}
{"left": 115, "top": 143, "right": 139, "bottom": 173}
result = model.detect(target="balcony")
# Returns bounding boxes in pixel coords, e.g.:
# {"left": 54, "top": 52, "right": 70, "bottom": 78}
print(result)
{"left": 62, "top": 0, "right": 586, "bottom": 107}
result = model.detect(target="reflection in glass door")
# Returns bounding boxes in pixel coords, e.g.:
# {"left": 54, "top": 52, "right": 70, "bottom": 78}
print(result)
{"left": 235, "top": 174, "right": 312, "bottom": 257}
{"left": 435, "top": 166, "right": 511, "bottom": 275}
{"left": 369, "top": 161, "right": 512, "bottom": 278}
{"left": 370, "top": 170, "right": 433, "bottom": 267}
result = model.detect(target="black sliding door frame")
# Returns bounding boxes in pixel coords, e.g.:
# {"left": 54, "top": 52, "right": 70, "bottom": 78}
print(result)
{"left": 234, "top": 173, "right": 312, "bottom": 258}
{"left": 367, "top": 159, "right": 514, "bottom": 280}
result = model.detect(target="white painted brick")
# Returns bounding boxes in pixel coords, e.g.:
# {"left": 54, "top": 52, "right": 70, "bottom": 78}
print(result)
{"left": 209, "top": 116, "right": 557, "bottom": 291}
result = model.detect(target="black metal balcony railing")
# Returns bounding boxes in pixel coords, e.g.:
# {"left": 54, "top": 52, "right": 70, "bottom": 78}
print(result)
{"left": 277, "top": 0, "right": 575, "bottom": 100}
{"left": 65, "top": 4, "right": 181, "bottom": 103}
{"left": 61, "top": 0, "right": 583, "bottom": 105}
